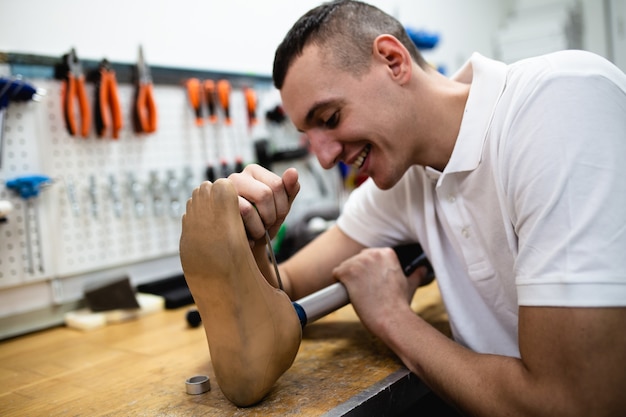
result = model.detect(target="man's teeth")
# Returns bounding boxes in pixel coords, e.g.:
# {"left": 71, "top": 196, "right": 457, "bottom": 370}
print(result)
{"left": 353, "top": 145, "right": 371, "bottom": 169}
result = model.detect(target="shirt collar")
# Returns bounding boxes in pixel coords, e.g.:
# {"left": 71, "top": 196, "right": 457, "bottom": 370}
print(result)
{"left": 443, "top": 53, "right": 508, "bottom": 175}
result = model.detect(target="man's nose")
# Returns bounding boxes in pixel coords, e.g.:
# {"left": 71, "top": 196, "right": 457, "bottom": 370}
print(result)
{"left": 307, "top": 130, "right": 342, "bottom": 169}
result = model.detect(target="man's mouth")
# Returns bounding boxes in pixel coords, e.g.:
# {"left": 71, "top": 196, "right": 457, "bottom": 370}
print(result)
{"left": 352, "top": 144, "right": 371, "bottom": 169}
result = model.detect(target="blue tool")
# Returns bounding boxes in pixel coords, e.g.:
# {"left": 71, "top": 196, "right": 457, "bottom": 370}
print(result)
{"left": 6, "top": 175, "right": 52, "bottom": 274}
{"left": 0, "top": 77, "right": 45, "bottom": 169}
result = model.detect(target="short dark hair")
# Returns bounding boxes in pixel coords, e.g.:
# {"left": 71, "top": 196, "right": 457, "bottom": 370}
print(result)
{"left": 273, "top": 0, "right": 427, "bottom": 89}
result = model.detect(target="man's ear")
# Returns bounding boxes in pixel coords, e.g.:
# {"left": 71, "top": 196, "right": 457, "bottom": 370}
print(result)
{"left": 372, "top": 34, "right": 412, "bottom": 84}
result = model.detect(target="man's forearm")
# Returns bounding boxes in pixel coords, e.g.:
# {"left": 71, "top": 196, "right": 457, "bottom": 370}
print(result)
{"left": 376, "top": 308, "right": 611, "bottom": 417}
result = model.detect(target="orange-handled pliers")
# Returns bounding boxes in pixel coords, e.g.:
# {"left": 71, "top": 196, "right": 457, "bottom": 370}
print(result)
{"left": 61, "top": 48, "right": 91, "bottom": 138}
{"left": 133, "top": 46, "right": 157, "bottom": 134}
{"left": 94, "top": 59, "right": 123, "bottom": 139}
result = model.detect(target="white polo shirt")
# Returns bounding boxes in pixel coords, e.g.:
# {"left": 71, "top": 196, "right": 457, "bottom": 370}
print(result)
{"left": 337, "top": 51, "right": 626, "bottom": 357}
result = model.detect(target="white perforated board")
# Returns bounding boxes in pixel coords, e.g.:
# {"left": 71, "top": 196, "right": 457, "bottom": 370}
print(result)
{"left": 0, "top": 77, "right": 277, "bottom": 289}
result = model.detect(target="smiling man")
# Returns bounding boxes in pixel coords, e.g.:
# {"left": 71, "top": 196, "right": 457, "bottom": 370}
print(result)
{"left": 180, "top": 0, "right": 626, "bottom": 414}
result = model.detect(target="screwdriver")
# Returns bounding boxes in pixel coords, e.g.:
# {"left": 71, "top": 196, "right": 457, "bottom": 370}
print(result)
{"left": 185, "top": 78, "right": 203, "bottom": 126}
{"left": 203, "top": 80, "right": 218, "bottom": 124}
{"left": 216, "top": 80, "right": 234, "bottom": 176}
{"left": 240, "top": 86, "right": 258, "bottom": 173}
{"left": 6, "top": 175, "right": 52, "bottom": 274}
{"left": 216, "top": 79, "right": 232, "bottom": 125}
{"left": 203, "top": 80, "right": 219, "bottom": 181}
{"left": 244, "top": 86, "right": 258, "bottom": 128}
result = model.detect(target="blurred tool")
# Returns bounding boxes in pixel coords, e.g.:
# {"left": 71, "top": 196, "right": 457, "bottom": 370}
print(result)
{"left": 166, "top": 170, "right": 180, "bottom": 218}
{"left": 204, "top": 80, "right": 219, "bottom": 180}
{"left": 265, "top": 104, "right": 286, "bottom": 124}
{"left": 203, "top": 80, "right": 217, "bottom": 124}
{"left": 94, "top": 59, "right": 123, "bottom": 139}
{"left": 404, "top": 27, "right": 440, "bottom": 49}
{"left": 216, "top": 79, "right": 231, "bottom": 125}
{"left": 6, "top": 175, "right": 52, "bottom": 274}
{"left": 216, "top": 79, "right": 234, "bottom": 176}
{"left": 0, "top": 76, "right": 45, "bottom": 169}
{"left": 148, "top": 171, "right": 164, "bottom": 217}
{"left": 292, "top": 244, "right": 434, "bottom": 327}
{"left": 243, "top": 86, "right": 257, "bottom": 128}
{"left": 88, "top": 175, "right": 99, "bottom": 219}
{"left": 185, "top": 78, "right": 203, "bottom": 126}
{"left": 64, "top": 177, "right": 81, "bottom": 217}
{"left": 61, "top": 48, "right": 91, "bottom": 138}
{"left": 185, "top": 78, "right": 215, "bottom": 181}
{"left": 108, "top": 174, "right": 122, "bottom": 218}
{"left": 128, "top": 172, "right": 145, "bottom": 218}
{"left": 242, "top": 86, "right": 257, "bottom": 173}
{"left": 133, "top": 46, "right": 158, "bottom": 134}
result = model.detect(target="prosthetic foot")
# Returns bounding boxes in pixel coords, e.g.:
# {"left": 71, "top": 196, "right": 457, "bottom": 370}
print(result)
{"left": 179, "top": 179, "right": 302, "bottom": 407}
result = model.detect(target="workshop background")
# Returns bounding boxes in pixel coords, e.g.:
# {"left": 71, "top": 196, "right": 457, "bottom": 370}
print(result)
{"left": 0, "top": 0, "right": 624, "bottom": 340}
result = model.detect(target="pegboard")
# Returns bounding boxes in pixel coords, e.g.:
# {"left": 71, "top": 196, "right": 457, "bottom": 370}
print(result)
{"left": 0, "top": 77, "right": 277, "bottom": 289}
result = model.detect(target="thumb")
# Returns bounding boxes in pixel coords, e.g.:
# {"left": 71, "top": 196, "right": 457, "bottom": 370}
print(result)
{"left": 405, "top": 265, "right": 429, "bottom": 303}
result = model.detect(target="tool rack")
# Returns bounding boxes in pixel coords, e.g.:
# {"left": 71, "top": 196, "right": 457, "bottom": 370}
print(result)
{"left": 0, "top": 52, "right": 283, "bottom": 339}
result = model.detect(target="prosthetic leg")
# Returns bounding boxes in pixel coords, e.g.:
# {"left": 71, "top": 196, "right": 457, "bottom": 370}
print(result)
{"left": 179, "top": 179, "right": 302, "bottom": 407}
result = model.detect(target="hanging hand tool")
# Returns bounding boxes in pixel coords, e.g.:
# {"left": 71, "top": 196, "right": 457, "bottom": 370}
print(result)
{"left": 185, "top": 78, "right": 204, "bottom": 127}
{"left": 108, "top": 174, "right": 122, "bottom": 218}
{"left": 204, "top": 80, "right": 219, "bottom": 180}
{"left": 133, "top": 46, "right": 158, "bottom": 134}
{"left": 0, "top": 77, "right": 45, "bottom": 169}
{"left": 244, "top": 86, "right": 258, "bottom": 128}
{"left": 216, "top": 79, "right": 232, "bottom": 125}
{"left": 148, "top": 171, "right": 164, "bottom": 217}
{"left": 94, "top": 59, "right": 123, "bottom": 139}
{"left": 203, "top": 80, "right": 218, "bottom": 124}
{"left": 64, "top": 177, "right": 80, "bottom": 217}
{"left": 217, "top": 79, "right": 244, "bottom": 173}
{"left": 186, "top": 78, "right": 214, "bottom": 180}
{"left": 61, "top": 48, "right": 91, "bottom": 138}
{"left": 214, "top": 80, "right": 233, "bottom": 177}
{"left": 88, "top": 175, "right": 99, "bottom": 219}
{"left": 6, "top": 175, "right": 52, "bottom": 274}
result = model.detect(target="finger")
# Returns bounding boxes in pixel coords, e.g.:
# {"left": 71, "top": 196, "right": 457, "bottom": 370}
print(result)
{"left": 238, "top": 195, "right": 266, "bottom": 241}
{"left": 282, "top": 167, "right": 300, "bottom": 205}
{"left": 229, "top": 165, "right": 282, "bottom": 227}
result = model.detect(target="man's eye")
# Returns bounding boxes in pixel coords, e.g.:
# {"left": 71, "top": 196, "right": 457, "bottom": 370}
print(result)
{"left": 324, "top": 112, "right": 339, "bottom": 128}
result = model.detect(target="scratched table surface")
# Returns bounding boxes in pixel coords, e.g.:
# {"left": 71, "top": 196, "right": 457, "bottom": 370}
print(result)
{"left": 0, "top": 282, "right": 449, "bottom": 416}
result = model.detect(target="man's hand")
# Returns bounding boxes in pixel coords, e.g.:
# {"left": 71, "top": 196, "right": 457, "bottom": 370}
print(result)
{"left": 228, "top": 164, "right": 300, "bottom": 247}
{"left": 332, "top": 247, "right": 427, "bottom": 335}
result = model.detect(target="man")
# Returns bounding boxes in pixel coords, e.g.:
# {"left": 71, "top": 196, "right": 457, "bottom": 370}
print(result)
{"left": 180, "top": 0, "right": 626, "bottom": 414}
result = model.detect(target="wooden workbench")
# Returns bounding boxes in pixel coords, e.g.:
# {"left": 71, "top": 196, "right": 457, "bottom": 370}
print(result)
{"left": 0, "top": 282, "right": 449, "bottom": 416}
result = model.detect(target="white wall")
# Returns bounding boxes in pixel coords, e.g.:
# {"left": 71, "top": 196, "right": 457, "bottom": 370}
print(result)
{"left": 0, "top": 0, "right": 512, "bottom": 76}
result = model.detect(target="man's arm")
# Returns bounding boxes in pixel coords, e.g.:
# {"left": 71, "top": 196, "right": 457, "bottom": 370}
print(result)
{"left": 338, "top": 256, "right": 626, "bottom": 417}
{"left": 279, "top": 225, "right": 366, "bottom": 300}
